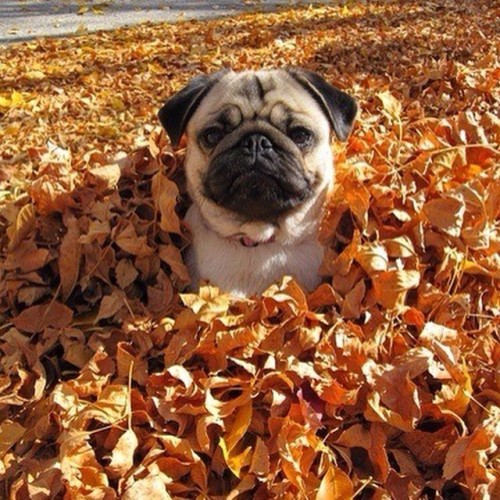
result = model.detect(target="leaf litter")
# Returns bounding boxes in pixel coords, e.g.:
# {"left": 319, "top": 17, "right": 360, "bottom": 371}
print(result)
{"left": 0, "top": 0, "right": 499, "bottom": 498}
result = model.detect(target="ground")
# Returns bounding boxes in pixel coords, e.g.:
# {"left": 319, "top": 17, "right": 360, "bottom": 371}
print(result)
{"left": 0, "top": 1, "right": 499, "bottom": 498}
{"left": 0, "top": 0, "right": 331, "bottom": 43}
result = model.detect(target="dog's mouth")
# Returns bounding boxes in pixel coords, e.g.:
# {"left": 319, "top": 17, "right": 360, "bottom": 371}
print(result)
{"left": 206, "top": 167, "right": 310, "bottom": 221}
{"left": 203, "top": 134, "right": 313, "bottom": 221}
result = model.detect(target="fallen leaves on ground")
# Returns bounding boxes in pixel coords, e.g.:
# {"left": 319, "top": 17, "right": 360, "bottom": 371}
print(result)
{"left": 0, "top": 0, "right": 499, "bottom": 498}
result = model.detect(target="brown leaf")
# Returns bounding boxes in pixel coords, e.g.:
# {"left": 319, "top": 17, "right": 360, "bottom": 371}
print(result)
{"left": 13, "top": 302, "right": 73, "bottom": 333}
{"left": 341, "top": 279, "right": 366, "bottom": 319}
{"left": 4, "top": 239, "right": 50, "bottom": 273}
{"left": 158, "top": 244, "right": 190, "bottom": 284}
{"left": 114, "top": 222, "right": 154, "bottom": 257}
{"left": 6, "top": 203, "right": 36, "bottom": 251}
{"left": 115, "top": 258, "right": 139, "bottom": 289}
{"left": 249, "top": 437, "right": 270, "bottom": 477}
{"left": 59, "top": 213, "right": 82, "bottom": 300}
{"left": 0, "top": 420, "right": 25, "bottom": 457}
{"left": 356, "top": 242, "right": 389, "bottom": 274}
{"left": 151, "top": 172, "right": 181, "bottom": 234}
{"left": 95, "top": 290, "right": 127, "bottom": 323}
{"left": 402, "top": 424, "right": 460, "bottom": 466}
{"left": 0, "top": 3, "right": 498, "bottom": 498}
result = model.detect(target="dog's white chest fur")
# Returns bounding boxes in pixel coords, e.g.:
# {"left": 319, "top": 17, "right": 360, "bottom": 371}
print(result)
{"left": 185, "top": 206, "right": 324, "bottom": 297}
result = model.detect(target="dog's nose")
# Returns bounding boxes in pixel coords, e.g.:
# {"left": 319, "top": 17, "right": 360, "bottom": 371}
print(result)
{"left": 240, "top": 133, "right": 273, "bottom": 155}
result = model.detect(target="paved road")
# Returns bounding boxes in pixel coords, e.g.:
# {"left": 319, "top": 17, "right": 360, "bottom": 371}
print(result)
{"left": 0, "top": 0, "right": 332, "bottom": 44}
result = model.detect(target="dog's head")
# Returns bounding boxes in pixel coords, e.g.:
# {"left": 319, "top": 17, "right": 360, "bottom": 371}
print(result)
{"left": 159, "top": 68, "right": 357, "bottom": 243}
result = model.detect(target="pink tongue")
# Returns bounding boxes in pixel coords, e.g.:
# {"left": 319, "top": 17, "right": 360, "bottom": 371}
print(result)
{"left": 240, "top": 235, "right": 276, "bottom": 247}
{"left": 241, "top": 236, "right": 259, "bottom": 247}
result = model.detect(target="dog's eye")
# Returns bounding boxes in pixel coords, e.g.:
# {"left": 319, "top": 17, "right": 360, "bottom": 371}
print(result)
{"left": 289, "top": 127, "right": 313, "bottom": 147}
{"left": 201, "top": 127, "right": 224, "bottom": 148}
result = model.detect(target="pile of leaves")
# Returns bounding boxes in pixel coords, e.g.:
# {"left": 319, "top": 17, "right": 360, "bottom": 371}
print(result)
{"left": 0, "top": 0, "right": 499, "bottom": 498}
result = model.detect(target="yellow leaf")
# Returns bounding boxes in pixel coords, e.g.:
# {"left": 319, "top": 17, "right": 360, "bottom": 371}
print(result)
{"left": 219, "top": 437, "right": 253, "bottom": 478}
{"left": 11, "top": 90, "right": 24, "bottom": 106}
{"left": 226, "top": 402, "right": 252, "bottom": 452}
{"left": 383, "top": 235, "right": 416, "bottom": 258}
{"left": 85, "top": 385, "right": 129, "bottom": 424}
{"left": 97, "top": 124, "right": 119, "bottom": 138}
{"left": 205, "top": 377, "right": 252, "bottom": 418}
{"left": 180, "top": 284, "right": 232, "bottom": 323}
{"left": 75, "top": 23, "right": 88, "bottom": 34}
{"left": 0, "top": 95, "right": 11, "bottom": 107}
{"left": 59, "top": 430, "right": 112, "bottom": 495}
{"left": 110, "top": 96, "right": 125, "bottom": 110}
{"left": 92, "top": 5, "right": 106, "bottom": 15}
{"left": 122, "top": 474, "right": 172, "bottom": 500}
{"left": 419, "top": 322, "right": 458, "bottom": 345}
{"left": 106, "top": 428, "right": 138, "bottom": 478}
{"left": 378, "top": 90, "right": 402, "bottom": 120}
{"left": 25, "top": 70, "right": 46, "bottom": 80}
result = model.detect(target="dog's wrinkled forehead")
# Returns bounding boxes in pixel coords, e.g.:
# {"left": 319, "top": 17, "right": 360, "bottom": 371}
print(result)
{"left": 188, "top": 71, "right": 333, "bottom": 143}
{"left": 234, "top": 72, "right": 272, "bottom": 101}
{"left": 194, "top": 70, "right": 325, "bottom": 129}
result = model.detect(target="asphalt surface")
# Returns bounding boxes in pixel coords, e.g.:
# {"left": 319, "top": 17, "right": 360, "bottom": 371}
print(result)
{"left": 0, "top": 0, "right": 333, "bottom": 44}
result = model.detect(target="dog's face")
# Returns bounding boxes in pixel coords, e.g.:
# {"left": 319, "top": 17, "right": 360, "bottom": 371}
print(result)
{"left": 159, "top": 68, "right": 357, "bottom": 244}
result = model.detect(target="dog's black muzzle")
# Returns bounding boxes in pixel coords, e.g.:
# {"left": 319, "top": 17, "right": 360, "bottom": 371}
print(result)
{"left": 204, "top": 132, "right": 313, "bottom": 221}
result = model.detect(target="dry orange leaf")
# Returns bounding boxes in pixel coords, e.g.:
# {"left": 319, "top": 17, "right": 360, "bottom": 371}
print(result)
{"left": 316, "top": 464, "right": 354, "bottom": 500}
{"left": 105, "top": 428, "right": 139, "bottom": 478}
{"left": 372, "top": 269, "right": 420, "bottom": 310}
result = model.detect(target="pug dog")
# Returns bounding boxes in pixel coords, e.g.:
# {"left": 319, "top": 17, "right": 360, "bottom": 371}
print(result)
{"left": 158, "top": 68, "right": 357, "bottom": 297}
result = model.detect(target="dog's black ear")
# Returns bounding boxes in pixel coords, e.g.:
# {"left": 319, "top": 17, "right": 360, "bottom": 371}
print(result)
{"left": 287, "top": 68, "right": 357, "bottom": 141}
{"left": 158, "top": 69, "right": 230, "bottom": 146}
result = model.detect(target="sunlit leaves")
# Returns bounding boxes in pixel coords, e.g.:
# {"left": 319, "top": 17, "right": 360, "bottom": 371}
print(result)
{"left": 0, "top": 0, "right": 498, "bottom": 497}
